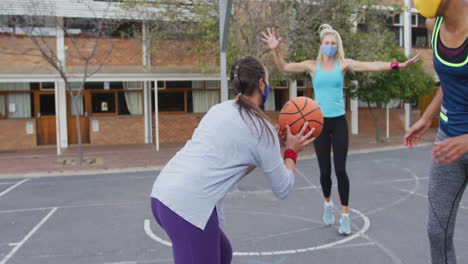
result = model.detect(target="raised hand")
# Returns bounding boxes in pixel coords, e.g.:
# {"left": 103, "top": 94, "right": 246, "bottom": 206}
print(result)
{"left": 260, "top": 27, "right": 282, "bottom": 50}
{"left": 401, "top": 52, "right": 422, "bottom": 68}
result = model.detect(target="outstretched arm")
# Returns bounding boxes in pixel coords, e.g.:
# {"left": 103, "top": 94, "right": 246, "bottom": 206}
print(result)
{"left": 260, "top": 27, "right": 314, "bottom": 74}
{"left": 345, "top": 52, "right": 422, "bottom": 72}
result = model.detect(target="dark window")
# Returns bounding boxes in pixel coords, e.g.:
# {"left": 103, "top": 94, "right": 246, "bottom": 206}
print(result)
{"left": 413, "top": 28, "right": 428, "bottom": 47}
{"left": 388, "top": 26, "right": 401, "bottom": 46}
{"left": 30, "top": 83, "right": 40, "bottom": 90}
{"left": 297, "top": 80, "right": 305, "bottom": 87}
{"left": 109, "top": 82, "right": 124, "bottom": 89}
{"left": 110, "top": 21, "right": 141, "bottom": 38}
{"left": 151, "top": 91, "right": 193, "bottom": 112}
{"left": 117, "top": 92, "right": 130, "bottom": 115}
{"left": 42, "top": 82, "right": 55, "bottom": 89}
{"left": 274, "top": 90, "right": 289, "bottom": 111}
{"left": 394, "top": 15, "right": 401, "bottom": 25}
{"left": 385, "top": 15, "right": 393, "bottom": 25}
{"left": 92, "top": 93, "right": 115, "bottom": 113}
{"left": 158, "top": 93, "right": 185, "bottom": 112}
{"left": 418, "top": 15, "right": 426, "bottom": 27}
{"left": 276, "top": 80, "right": 288, "bottom": 87}
{"left": 85, "top": 82, "right": 104, "bottom": 90}
{"left": 30, "top": 95, "right": 35, "bottom": 117}
{"left": 166, "top": 81, "right": 192, "bottom": 89}
{"left": 412, "top": 14, "right": 417, "bottom": 26}
{"left": 39, "top": 94, "right": 55, "bottom": 116}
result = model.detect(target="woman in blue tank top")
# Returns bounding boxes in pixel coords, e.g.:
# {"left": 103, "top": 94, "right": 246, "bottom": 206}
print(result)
{"left": 261, "top": 24, "right": 421, "bottom": 235}
{"left": 405, "top": 0, "right": 467, "bottom": 262}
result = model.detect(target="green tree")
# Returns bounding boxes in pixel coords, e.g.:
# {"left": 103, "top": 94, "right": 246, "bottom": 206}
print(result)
{"left": 349, "top": 48, "right": 434, "bottom": 142}
{"left": 122, "top": 0, "right": 434, "bottom": 142}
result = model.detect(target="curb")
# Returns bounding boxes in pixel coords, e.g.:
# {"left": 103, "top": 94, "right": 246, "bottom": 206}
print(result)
{"left": 0, "top": 143, "right": 433, "bottom": 179}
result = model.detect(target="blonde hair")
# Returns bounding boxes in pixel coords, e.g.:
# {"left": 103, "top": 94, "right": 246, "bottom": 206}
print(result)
{"left": 316, "top": 24, "right": 345, "bottom": 65}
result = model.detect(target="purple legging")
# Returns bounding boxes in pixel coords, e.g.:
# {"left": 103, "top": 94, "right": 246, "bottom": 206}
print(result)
{"left": 151, "top": 197, "right": 233, "bottom": 264}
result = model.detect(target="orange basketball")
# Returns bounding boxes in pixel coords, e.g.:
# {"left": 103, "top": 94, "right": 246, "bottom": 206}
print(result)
{"left": 278, "top": 97, "right": 323, "bottom": 138}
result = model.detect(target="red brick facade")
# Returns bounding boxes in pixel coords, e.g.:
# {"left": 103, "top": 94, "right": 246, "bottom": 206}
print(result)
{"left": 0, "top": 119, "right": 36, "bottom": 150}
{"left": 151, "top": 109, "right": 423, "bottom": 144}
{"left": 90, "top": 116, "right": 145, "bottom": 145}
{"left": 66, "top": 38, "right": 143, "bottom": 66}
{"left": 0, "top": 36, "right": 52, "bottom": 66}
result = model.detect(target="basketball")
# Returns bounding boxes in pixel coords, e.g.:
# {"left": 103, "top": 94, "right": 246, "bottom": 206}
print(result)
{"left": 278, "top": 96, "right": 323, "bottom": 138}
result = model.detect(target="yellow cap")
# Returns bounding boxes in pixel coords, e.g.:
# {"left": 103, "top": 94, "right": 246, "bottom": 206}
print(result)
{"left": 414, "top": 0, "right": 442, "bottom": 18}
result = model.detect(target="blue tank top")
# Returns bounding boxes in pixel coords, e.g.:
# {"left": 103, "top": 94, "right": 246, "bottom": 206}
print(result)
{"left": 432, "top": 17, "right": 468, "bottom": 137}
{"left": 312, "top": 59, "right": 345, "bottom": 118}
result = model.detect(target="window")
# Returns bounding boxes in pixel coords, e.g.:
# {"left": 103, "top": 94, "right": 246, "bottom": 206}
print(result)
{"left": 64, "top": 18, "right": 136, "bottom": 38}
{"left": 151, "top": 80, "right": 222, "bottom": 113}
{"left": 92, "top": 92, "right": 116, "bottom": 114}
{"left": 297, "top": 80, "right": 306, "bottom": 88}
{"left": 274, "top": 90, "right": 289, "bottom": 111}
{"left": 0, "top": 94, "right": 6, "bottom": 118}
{"left": 41, "top": 82, "right": 55, "bottom": 90}
{"left": 388, "top": 26, "right": 401, "bottom": 46}
{"left": 0, "top": 83, "right": 33, "bottom": 119}
{"left": 39, "top": 94, "right": 55, "bottom": 115}
{"left": 0, "top": 15, "right": 56, "bottom": 36}
{"left": 385, "top": 13, "right": 429, "bottom": 48}
{"left": 88, "top": 81, "right": 142, "bottom": 116}
{"left": 413, "top": 28, "right": 428, "bottom": 47}
{"left": 418, "top": 15, "right": 426, "bottom": 27}
{"left": 411, "top": 14, "right": 418, "bottom": 26}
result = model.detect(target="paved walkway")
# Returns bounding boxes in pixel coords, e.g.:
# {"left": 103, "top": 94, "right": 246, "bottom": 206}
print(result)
{"left": 0, "top": 128, "right": 438, "bottom": 178}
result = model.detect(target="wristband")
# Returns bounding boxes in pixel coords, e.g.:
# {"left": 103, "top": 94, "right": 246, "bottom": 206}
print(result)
{"left": 283, "top": 148, "right": 298, "bottom": 164}
{"left": 390, "top": 62, "right": 400, "bottom": 70}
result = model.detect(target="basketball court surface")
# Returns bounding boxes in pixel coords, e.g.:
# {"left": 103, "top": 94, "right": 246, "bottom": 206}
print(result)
{"left": 1, "top": 145, "right": 467, "bottom": 264}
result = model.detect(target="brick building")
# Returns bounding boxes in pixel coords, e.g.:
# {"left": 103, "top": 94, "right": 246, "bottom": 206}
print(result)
{"left": 0, "top": 0, "right": 436, "bottom": 151}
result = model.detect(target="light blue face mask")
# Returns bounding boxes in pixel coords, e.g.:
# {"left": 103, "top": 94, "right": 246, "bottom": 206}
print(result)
{"left": 321, "top": 44, "right": 337, "bottom": 57}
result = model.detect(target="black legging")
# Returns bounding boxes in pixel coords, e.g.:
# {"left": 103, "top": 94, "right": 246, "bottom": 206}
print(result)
{"left": 313, "top": 115, "right": 350, "bottom": 206}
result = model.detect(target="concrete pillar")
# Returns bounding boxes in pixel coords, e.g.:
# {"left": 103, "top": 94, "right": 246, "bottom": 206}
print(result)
{"left": 154, "top": 80, "right": 159, "bottom": 151}
{"left": 289, "top": 80, "right": 297, "bottom": 100}
{"left": 142, "top": 23, "right": 153, "bottom": 144}
{"left": 404, "top": 0, "right": 412, "bottom": 130}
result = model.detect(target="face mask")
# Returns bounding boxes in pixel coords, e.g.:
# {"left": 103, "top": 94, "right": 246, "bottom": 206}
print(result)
{"left": 261, "top": 81, "right": 270, "bottom": 106}
{"left": 321, "top": 44, "right": 337, "bottom": 57}
{"left": 414, "top": 0, "right": 441, "bottom": 18}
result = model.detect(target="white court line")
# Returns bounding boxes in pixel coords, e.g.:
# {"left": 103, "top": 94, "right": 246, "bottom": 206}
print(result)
{"left": 144, "top": 208, "right": 370, "bottom": 256}
{"left": 0, "top": 200, "right": 148, "bottom": 214}
{"left": 0, "top": 179, "right": 29, "bottom": 198}
{"left": 0, "top": 207, "right": 53, "bottom": 214}
{"left": 361, "top": 168, "right": 421, "bottom": 217}
{"left": 0, "top": 182, "right": 21, "bottom": 185}
{"left": 0, "top": 207, "right": 57, "bottom": 264}
{"left": 396, "top": 188, "right": 468, "bottom": 210}
{"left": 296, "top": 167, "right": 404, "bottom": 263}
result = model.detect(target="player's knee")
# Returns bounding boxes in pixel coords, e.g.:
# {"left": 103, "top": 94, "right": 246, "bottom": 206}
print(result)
{"left": 427, "top": 226, "right": 445, "bottom": 244}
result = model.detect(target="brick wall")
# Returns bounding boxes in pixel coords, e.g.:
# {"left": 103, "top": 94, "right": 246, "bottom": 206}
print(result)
{"left": 153, "top": 109, "right": 421, "bottom": 144}
{"left": 155, "top": 113, "right": 204, "bottom": 143}
{"left": 353, "top": 108, "right": 421, "bottom": 134}
{"left": 413, "top": 48, "right": 435, "bottom": 74}
{"left": 0, "top": 36, "right": 53, "bottom": 66}
{"left": 151, "top": 40, "right": 216, "bottom": 67}
{"left": 0, "top": 119, "right": 36, "bottom": 150}
{"left": 90, "top": 116, "right": 145, "bottom": 145}
{"left": 66, "top": 38, "right": 142, "bottom": 66}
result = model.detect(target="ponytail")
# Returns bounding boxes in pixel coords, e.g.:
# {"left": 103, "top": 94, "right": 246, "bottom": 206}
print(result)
{"left": 230, "top": 56, "right": 275, "bottom": 143}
